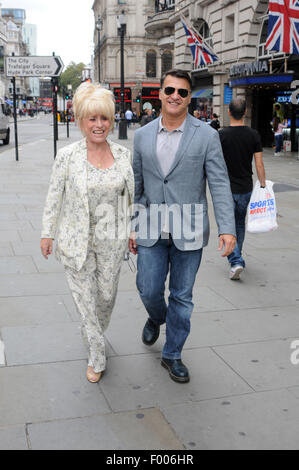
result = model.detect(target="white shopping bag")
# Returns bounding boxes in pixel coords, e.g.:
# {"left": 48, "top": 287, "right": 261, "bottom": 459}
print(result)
{"left": 247, "top": 180, "right": 278, "bottom": 233}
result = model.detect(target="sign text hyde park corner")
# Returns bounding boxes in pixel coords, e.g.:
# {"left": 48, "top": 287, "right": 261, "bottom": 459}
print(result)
{"left": 5, "top": 56, "right": 64, "bottom": 77}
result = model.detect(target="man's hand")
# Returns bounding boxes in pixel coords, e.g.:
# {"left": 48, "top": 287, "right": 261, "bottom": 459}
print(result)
{"left": 218, "top": 234, "right": 236, "bottom": 257}
{"left": 129, "top": 231, "right": 138, "bottom": 255}
{"left": 40, "top": 238, "right": 53, "bottom": 259}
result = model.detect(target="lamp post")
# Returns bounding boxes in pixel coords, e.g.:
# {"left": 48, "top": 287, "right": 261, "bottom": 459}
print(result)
{"left": 117, "top": 11, "right": 127, "bottom": 140}
{"left": 95, "top": 16, "right": 103, "bottom": 83}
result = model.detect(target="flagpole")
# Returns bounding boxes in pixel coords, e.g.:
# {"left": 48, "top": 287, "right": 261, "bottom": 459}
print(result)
{"left": 180, "top": 13, "right": 218, "bottom": 57}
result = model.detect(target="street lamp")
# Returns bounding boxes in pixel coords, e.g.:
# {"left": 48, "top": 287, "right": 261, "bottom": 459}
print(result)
{"left": 117, "top": 11, "right": 127, "bottom": 140}
{"left": 95, "top": 15, "right": 103, "bottom": 83}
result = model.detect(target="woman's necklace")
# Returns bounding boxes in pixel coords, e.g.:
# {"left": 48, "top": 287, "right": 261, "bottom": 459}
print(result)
{"left": 88, "top": 142, "right": 109, "bottom": 169}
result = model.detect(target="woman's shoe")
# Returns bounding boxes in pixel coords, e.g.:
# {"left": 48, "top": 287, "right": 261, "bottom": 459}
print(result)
{"left": 86, "top": 366, "right": 102, "bottom": 383}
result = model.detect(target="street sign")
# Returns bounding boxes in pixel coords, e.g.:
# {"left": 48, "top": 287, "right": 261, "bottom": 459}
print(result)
{"left": 5, "top": 56, "right": 64, "bottom": 77}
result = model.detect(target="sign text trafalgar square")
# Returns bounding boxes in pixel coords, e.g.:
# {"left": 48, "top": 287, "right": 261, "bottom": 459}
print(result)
{"left": 5, "top": 55, "right": 64, "bottom": 77}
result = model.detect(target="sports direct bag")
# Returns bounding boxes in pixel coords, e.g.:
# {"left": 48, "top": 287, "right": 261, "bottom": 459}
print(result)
{"left": 247, "top": 180, "right": 278, "bottom": 233}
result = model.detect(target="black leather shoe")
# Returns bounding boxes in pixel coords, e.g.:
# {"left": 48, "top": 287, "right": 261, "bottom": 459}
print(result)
{"left": 142, "top": 318, "right": 160, "bottom": 346}
{"left": 161, "top": 358, "right": 190, "bottom": 383}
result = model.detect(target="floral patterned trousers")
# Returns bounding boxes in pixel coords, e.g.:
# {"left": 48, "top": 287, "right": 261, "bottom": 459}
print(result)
{"left": 64, "top": 238, "right": 126, "bottom": 373}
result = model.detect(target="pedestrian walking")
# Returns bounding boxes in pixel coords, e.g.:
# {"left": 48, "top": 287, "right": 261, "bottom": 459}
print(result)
{"left": 129, "top": 69, "right": 236, "bottom": 384}
{"left": 40, "top": 82, "right": 134, "bottom": 384}
{"left": 271, "top": 116, "right": 287, "bottom": 156}
{"left": 209, "top": 113, "right": 220, "bottom": 131}
{"left": 114, "top": 111, "right": 120, "bottom": 129}
{"left": 219, "top": 98, "right": 266, "bottom": 280}
{"left": 125, "top": 108, "right": 133, "bottom": 128}
{"left": 140, "top": 108, "right": 153, "bottom": 127}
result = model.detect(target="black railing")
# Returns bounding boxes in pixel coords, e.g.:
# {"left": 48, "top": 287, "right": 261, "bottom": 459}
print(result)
{"left": 155, "top": 0, "right": 175, "bottom": 13}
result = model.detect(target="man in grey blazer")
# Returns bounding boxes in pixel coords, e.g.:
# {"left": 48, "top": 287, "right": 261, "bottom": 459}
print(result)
{"left": 129, "top": 69, "right": 236, "bottom": 383}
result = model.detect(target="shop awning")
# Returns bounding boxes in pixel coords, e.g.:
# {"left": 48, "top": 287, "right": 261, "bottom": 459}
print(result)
{"left": 191, "top": 87, "right": 213, "bottom": 99}
{"left": 5, "top": 99, "right": 13, "bottom": 105}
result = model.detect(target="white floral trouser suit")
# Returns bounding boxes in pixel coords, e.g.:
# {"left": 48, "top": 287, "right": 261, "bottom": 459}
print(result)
{"left": 41, "top": 138, "right": 134, "bottom": 373}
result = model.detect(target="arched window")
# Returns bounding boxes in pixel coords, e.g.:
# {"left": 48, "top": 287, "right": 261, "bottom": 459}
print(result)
{"left": 258, "top": 18, "right": 269, "bottom": 57}
{"left": 197, "top": 20, "right": 214, "bottom": 50}
{"left": 161, "top": 51, "right": 173, "bottom": 75}
{"left": 146, "top": 50, "right": 157, "bottom": 78}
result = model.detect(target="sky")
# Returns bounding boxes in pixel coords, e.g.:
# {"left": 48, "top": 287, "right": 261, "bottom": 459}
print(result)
{"left": 1, "top": 0, "right": 95, "bottom": 69}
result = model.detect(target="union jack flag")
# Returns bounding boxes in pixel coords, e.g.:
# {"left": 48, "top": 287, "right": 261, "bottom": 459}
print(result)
{"left": 266, "top": 0, "right": 299, "bottom": 54}
{"left": 180, "top": 16, "right": 218, "bottom": 67}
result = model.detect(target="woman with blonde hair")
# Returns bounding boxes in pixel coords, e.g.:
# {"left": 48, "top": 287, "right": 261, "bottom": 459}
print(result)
{"left": 40, "top": 82, "right": 134, "bottom": 383}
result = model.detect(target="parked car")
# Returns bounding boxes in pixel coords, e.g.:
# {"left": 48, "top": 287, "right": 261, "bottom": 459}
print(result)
{"left": 0, "top": 102, "right": 10, "bottom": 145}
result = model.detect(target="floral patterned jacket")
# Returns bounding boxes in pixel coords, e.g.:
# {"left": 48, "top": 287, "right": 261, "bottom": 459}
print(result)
{"left": 41, "top": 138, "right": 134, "bottom": 271}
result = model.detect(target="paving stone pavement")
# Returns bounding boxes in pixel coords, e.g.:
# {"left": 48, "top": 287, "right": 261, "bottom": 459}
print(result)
{"left": 0, "top": 122, "right": 299, "bottom": 450}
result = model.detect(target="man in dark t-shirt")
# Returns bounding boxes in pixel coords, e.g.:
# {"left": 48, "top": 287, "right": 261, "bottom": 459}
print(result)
{"left": 219, "top": 99, "right": 266, "bottom": 280}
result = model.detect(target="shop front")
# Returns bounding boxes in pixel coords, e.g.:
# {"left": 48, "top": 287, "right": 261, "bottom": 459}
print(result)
{"left": 229, "top": 58, "right": 299, "bottom": 151}
{"left": 141, "top": 84, "right": 160, "bottom": 114}
{"left": 190, "top": 72, "right": 213, "bottom": 121}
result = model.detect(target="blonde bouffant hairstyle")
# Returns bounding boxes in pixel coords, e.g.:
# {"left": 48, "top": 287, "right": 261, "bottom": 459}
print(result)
{"left": 73, "top": 82, "right": 115, "bottom": 131}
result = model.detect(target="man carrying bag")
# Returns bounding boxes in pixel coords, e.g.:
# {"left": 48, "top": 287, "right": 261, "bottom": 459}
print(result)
{"left": 219, "top": 98, "right": 266, "bottom": 280}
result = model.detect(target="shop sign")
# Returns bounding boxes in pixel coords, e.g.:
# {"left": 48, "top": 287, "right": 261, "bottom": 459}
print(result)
{"left": 229, "top": 60, "right": 268, "bottom": 78}
{"left": 142, "top": 87, "right": 160, "bottom": 99}
{"left": 224, "top": 86, "right": 233, "bottom": 104}
{"left": 114, "top": 88, "right": 132, "bottom": 103}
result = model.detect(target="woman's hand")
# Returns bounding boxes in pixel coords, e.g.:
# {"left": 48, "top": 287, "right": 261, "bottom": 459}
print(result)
{"left": 40, "top": 238, "right": 53, "bottom": 259}
{"left": 129, "top": 231, "right": 138, "bottom": 255}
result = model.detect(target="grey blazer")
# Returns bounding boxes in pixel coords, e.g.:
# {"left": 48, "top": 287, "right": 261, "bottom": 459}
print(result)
{"left": 133, "top": 113, "right": 235, "bottom": 251}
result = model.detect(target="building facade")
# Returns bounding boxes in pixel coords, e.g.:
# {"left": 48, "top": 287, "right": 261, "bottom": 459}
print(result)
{"left": 0, "top": 13, "right": 7, "bottom": 99}
{"left": 23, "top": 23, "right": 40, "bottom": 98}
{"left": 92, "top": 0, "right": 299, "bottom": 149}
{"left": 92, "top": 0, "right": 175, "bottom": 113}
{"left": 146, "top": 0, "right": 299, "bottom": 149}
{"left": 1, "top": 8, "right": 32, "bottom": 107}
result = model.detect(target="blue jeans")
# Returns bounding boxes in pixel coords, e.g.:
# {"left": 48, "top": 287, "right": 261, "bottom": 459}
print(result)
{"left": 228, "top": 192, "right": 252, "bottom": 268}
{"left": 137, "top": 237, "right": 202, "bottom": 360}
{"left": 275, "top": 134, "right": 283, "bottom": 153}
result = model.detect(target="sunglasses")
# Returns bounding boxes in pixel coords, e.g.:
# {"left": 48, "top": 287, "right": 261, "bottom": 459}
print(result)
{"left": 163, "top": 87, "right": 190, "bottom": 98}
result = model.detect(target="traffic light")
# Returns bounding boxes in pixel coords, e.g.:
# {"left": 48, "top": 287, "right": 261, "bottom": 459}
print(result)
{"left": 51, "top": 78, "right": 59, "bottom": 94}
{"left": 136, "top": 94, "right": 141, "bottom": 103}
{"left": 52, "top": 83, "right": 59, "bottom": 94}
{"left": 65, "top": 92, "right": 72, "bottom": 100}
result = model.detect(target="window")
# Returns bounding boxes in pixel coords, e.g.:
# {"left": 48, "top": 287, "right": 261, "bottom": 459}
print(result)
{"left": 155, "top": 0, "right": 175, "bottom": 13}
{"left": 1, "top": 8, "right": 25, "bottom": 20}
{"left": 198, "top": 21, "right": 214, "bottom": 51}
{"left": 8, "top": 31, "right": 18, "bottom": 39}
{"left": 146, "top": 50, "right": 157, "bottom": 78}
{"left": 258, "top": 18, "right": 269, "bottom": 57}
{"left": 161, "top": 51, "right": 173, "bottom": 75}
{"left": 225, "top": 14, "right": 235, "bottom": 42}
{"left": 0, "top": 46, "right": 3, "bottom": 73}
